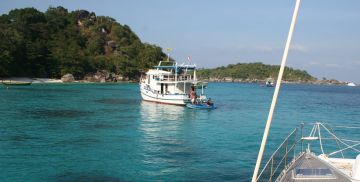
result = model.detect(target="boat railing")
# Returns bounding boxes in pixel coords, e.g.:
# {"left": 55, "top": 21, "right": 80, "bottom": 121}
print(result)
{"left": 256, "top": 126, "right": 301, "bottom": 182}
{"left": 159, "top": 75, "right": 194, "bottom": 82}
{"left": 256, "top": 122, "right": 360, "bottom": 182}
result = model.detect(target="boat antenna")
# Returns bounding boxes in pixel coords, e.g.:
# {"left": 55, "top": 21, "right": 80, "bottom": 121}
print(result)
{"left": 251, "top": 0, "right": 302, "bottom": 181}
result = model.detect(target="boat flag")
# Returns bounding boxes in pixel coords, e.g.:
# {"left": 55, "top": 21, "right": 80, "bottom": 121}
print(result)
{"left": 187, "top": 56, "right": 191, "bottom": 62}
{"left": 166, "top": 48, "right": 171, "bottom": 52}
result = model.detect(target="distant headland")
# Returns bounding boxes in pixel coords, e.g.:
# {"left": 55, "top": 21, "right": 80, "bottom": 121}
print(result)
{"left": 0, "top": 7, "right": 349, "bottom": 85}
{"left": 197, "top": 62, "right": 349, "bottom": 85}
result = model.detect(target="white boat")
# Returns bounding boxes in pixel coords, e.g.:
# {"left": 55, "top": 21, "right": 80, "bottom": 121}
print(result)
{"left": 348, "top": 82, "right": 356, "bottom": 87}
{"left": 252, "top": 0, "right": 360, "bottom": 182}
{"left": 139, "top": 60, "right": 208, "bottom": 105}
{"left": 265, "top": 78, "right": 275, "bottom": 87}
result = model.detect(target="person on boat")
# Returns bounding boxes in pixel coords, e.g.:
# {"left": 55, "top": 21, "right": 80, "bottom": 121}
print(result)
{"left": 189, "top": 85, "right": 197, "bottom": 104}
{"left": 206, "top": 98, "right": 213, "bottom": 106}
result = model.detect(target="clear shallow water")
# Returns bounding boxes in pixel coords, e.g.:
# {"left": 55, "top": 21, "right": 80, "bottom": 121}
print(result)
{"left": 0, "top": 83, "right": 359, "bottom": 182}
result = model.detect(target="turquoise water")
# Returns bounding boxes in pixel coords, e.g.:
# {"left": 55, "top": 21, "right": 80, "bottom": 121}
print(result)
{"left": 1, "top": 83, "right": 359, "bottom": 182}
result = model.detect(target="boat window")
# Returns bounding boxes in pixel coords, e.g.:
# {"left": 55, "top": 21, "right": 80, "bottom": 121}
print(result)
{"left": 294, "top": 168, "right": 335, "bottom": 179}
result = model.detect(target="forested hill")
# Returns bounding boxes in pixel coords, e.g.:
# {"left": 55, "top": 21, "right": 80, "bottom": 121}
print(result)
{"left": 0, "top": 7, "right": 167, "bottom": 79}
{"left": 197, "top": 62, "right": 316, "bottom": 82}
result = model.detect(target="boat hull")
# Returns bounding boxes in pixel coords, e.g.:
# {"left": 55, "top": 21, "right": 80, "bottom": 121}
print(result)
{"left": 140, "top": 88, "right": 190, "bottom": 106}
{"left": 2, "top": 82, "right": 32, "bottom": 86}
{"left": 186, "top": 103, "right": 216, "bottom": 109}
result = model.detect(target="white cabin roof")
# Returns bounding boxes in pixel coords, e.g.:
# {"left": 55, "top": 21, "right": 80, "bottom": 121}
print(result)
{"left": 146, "top": 69, "right": 171, "bottom": 75}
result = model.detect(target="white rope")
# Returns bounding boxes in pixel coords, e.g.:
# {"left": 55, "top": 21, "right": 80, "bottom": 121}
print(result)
{"left": 334, "top": 125, "right": 360, "bottom": 129}
{"left": 325, "top": 123, "right": 345, "bottom": 158}
{"left": 311, "top": 124, "right": 317, "bottom": 137}
{"left": 309, "top": 124, "right": 316, "bottom": 137}
{"left": 317, "top": 124, "right": 325, "bottom": 154}
{"left": 341, "top": 139, "right": 360, "bottom": 143}
{"left": 320, "top": 123, "right": 360, "bottom": 153}
{"left": 329, "top": 142, "right": 360, "bottom": 156}
{"left": 252, "top": 1, "right": 301, "bottom": 181}
{"left": 318, "top": 138, "right": 360, "bottom": 143}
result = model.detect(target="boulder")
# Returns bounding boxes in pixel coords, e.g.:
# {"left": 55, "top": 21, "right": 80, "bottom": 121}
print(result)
{"left": 80, "top": 70, "right": 127, "bottom": 83}
{"left": 84, "top": 74, "right": 97, "bottom": 82}
{"left": 61, "top": 74, "right": 75, "bottom": 82}
{"left": 94, "top": 70, "right": 108, "bottom": 81}
{"left": 115, "top": 75, "right": 124, "bottom": 81}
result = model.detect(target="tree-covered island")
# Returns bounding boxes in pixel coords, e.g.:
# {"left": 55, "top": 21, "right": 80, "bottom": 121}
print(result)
{"left": 0, "top": 6, "right": 167, "bottom": 81}
{"left": 197, "top": 62, "right": 316, "bottom": 83}
{"left": 1, "top": 7, "right": 341, "bottom": 84}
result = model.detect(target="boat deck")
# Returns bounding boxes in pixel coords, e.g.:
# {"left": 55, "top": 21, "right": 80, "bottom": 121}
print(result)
{"left": 279, "top": 153, "right": 351, "bottom": 182}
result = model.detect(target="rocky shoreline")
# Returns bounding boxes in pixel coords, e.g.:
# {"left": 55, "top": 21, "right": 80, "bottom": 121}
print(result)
{"left": 1, "top": 70, "right": 136, "bottom": 84}
{"left": 60, "top": 70, "right": 135, "bottom": 83}
{"left": 1, "top": 72, "right": 353, "bottom": 86}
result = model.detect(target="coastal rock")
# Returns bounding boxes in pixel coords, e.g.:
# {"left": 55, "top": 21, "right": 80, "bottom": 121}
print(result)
{"left": 116, "top": 75, "right": 123, "bottom": 81}
{"left": 61, "top": 74, "right": 75, "bottom": 82}
{"left": 82, "top": 70, "right": 125, "bottom": 82}
{"left": 84, "top": 74, "right": 97, "bottom": 82}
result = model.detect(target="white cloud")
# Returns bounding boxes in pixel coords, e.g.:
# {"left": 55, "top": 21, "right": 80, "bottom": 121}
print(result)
{"left": 352, "top": 61, "right": 360, "bottom": 65}
{"left": 324, "top": 63, "right": 341, "bottom": 68}
{"left": 235, "top": 43, "right": 309, "bottom": 53}
{"left": 290, "top": 44, "right": 309, "bottom": 53}
{"left": 308, "top": 61, "right": 319, "bottom": 65}
{"left": 233, "top": 44, "right": 277, "bottom": 53}
{"left": 252, "top": 45, "right": 276, "bottom": 52}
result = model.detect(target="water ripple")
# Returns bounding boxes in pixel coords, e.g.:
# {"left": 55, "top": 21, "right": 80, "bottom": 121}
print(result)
{"left": 95, "top": 98, "right": 139, "bottom": 105}
{"left": 54, "top": 171, "right": 128, "bottom": 182}
{"left": 23, "top": 109, "right": 94, "bottom": 118}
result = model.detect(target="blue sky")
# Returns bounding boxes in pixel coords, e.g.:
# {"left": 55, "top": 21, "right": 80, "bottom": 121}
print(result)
{"left": 1, "top": 0, "right": 360, "bottom": 82}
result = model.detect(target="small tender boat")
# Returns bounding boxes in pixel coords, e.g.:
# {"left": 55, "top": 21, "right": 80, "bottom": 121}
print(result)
{"left": 2, "top": 81, "right": 32, "bottom": 86}
{"left": 348, "top": 82, "right": 356, "bottom": 87}
{"left": 186, "top": 103, "right": 216, "bottom": 109}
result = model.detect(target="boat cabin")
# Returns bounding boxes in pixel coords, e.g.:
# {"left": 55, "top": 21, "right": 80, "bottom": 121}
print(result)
{"left": 141, "top": 61, "right": 198, "bottom": 95}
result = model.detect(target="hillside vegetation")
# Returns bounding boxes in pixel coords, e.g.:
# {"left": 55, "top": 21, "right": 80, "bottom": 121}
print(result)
{"left": 197, "top": 62, "right": 316, "bottom": 82}
{"left": 0, "top": 7, "right": 167, "bottom": 79}
{"left": 1, "top": 7, "right": 318, "bottom": 83}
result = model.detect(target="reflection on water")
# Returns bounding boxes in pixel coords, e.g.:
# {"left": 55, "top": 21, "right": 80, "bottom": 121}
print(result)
{"left": 95, "top": 98, "right": 139, "bottom": 105}
{"left": 139, "top": 101, "right": 185, "bottom": 140}
{"left": 139, "top": 101, "right": 198, "bottom": 176}
{"left": 140, "top": 101, "right": 185, "bottom": 122}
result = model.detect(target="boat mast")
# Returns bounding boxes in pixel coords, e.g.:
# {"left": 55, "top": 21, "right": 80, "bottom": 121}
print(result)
{"left": 166, "top": 48, "right": 171, "bottom": 62}
{"left": 251, "top": 0, "right": 302, "bottom": 181}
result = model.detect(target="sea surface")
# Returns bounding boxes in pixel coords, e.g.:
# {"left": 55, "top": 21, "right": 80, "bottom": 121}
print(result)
{"left": 1, "top": 83, "right": 359, "bottom": 182}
